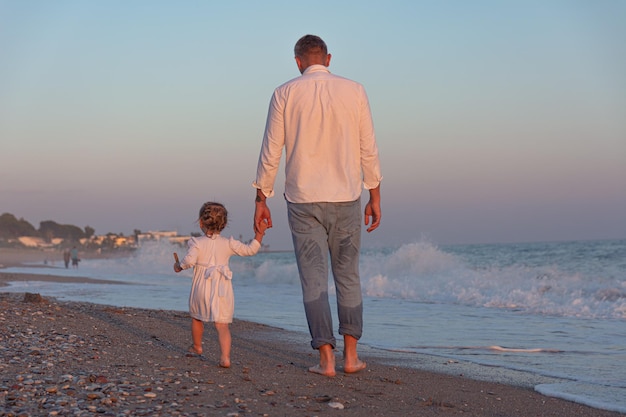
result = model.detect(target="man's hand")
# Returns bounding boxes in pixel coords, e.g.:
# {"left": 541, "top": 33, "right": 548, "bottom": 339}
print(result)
{"left": 254, "top": 190, "right": 273, "bottom": 234}
{"left": 364, "top": 185, "right": 381, "bottom": 233}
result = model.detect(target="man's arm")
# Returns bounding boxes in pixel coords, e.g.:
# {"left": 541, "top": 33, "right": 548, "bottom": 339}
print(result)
{"left": 253, "top": 90, "right": 285, "bottom": 234}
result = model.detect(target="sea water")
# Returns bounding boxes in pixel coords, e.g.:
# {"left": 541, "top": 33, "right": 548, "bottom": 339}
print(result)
{"left": 3, "top": 238, "right": 625, "bottom": 413}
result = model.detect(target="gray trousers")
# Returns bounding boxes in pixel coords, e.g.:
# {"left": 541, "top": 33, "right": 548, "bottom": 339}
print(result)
{"left": 287, "top": 199, "right": 363, "bottom": 350}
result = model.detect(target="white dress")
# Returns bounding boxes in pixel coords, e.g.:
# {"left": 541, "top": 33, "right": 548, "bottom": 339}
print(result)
{"left": 179, "top": 233, "right": 261, "bottom": 323}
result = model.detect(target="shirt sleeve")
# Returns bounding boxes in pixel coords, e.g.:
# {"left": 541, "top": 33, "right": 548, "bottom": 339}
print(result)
{"left": 179, "top": 237, "right": 199, "bottom": 270}
{"left": 229, "top": 237, "right": 261, "bottom": 257}
{"left": 253, "top": 89, "right": 285, "bottom": 198}
{"left": 359, "top": 86, "right": 383, "bottom": 190}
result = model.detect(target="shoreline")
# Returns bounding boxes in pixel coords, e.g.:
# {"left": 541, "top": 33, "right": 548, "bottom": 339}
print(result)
{"left": 2, "top": 292, "right": 624, "bottom": 417}
{"left": 0, "top": 246, "right": 132, "bottom": 287}
{"left": 0, "top": 271, "right": 574, "bottom": 391}
{"left": 0, "top": 246, "right": 132, "bottom": 269}
{"left": 1, "top": 248, "right": 625, "bottom": 416}
{"left": 0, "top": 246, "right": 291, "bottom": 270}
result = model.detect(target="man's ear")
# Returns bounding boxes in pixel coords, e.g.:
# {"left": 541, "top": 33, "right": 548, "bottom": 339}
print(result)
{"left": 295, "top": 56, "right": 305, "bottom": 73}
{"left": 325, "top": 53, "right": 332, "bottom": 67}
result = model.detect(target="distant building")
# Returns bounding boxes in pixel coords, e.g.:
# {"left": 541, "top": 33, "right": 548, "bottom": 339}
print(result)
{"left": 18, "top": 236, "right": 52, "bottom": 248}
{"left": 169, "top": 236, "right": 190, "bottom": 246}
{"left": 136, "top": 231, "right": 181, "bottom": 245}
{"left": 9, "top": 230, "right": 233, "bottom": 252}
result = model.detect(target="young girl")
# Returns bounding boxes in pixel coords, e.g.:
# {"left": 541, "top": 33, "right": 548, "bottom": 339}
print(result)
{"left": 174, "top": 201, "right": 268, "bottom": 367}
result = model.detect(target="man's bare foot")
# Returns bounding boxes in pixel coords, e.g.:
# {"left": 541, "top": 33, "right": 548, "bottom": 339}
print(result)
{"left": 308, "top": 364, "right": 336, "bottom": 377}
{"left": 310, "top": 344, "right": 336, "bottom": 376}
{"left": 342, "top": 335, "right": 365, "bottom": 373}
{"left": 344, "top": 359, "right": 367, "bottom": 374}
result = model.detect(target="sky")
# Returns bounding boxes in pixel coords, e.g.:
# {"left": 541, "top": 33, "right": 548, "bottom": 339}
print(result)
{"left": 1, "top": 1, "right": 625, "bottom": 250}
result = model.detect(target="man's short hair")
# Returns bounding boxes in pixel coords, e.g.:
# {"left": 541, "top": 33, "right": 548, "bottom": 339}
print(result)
{"left": 294, "top": 34, "right": 328, "bottom": 58}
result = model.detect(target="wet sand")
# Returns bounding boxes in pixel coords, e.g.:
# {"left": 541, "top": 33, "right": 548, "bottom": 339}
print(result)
{"left": 1, "top": 248, "right": 624, "bottom": 416}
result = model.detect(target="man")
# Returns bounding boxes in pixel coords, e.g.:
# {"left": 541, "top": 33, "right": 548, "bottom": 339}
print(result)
{"left": 70, "top": 246, "right": 80, "bottom": 269}
{"left": 253, "top": 34, "right": 382, "bottom": 377}
{"left": 63, "top": 248, "right": 71, "bottom": 269}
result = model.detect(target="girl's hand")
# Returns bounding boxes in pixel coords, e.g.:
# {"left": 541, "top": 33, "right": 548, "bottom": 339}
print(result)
{"left": 253, "top": 219, "right": 269, "bottom": 243}
{"left": 257, "top": 219, "right": 269, "bottom": 234}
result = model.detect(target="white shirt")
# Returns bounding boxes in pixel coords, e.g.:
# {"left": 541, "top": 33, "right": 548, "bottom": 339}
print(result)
{"left": 254, "top": 65, "right": 382, "bottom": 203}
{"left": 179, "top": 234, "right": 261, "bottom": 322}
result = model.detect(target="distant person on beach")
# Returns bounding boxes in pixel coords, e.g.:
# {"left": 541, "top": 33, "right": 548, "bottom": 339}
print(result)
{"left": 70, "top": 247, "right": 79, "bottom": 268}
{"left": 63, "top": 249, "right": 71, "bottom": 268}
{"left": 253, "top": 34, "right": 382, "bottom": 377}
{"left": 173, "top": 201, "right": 268, "bottom": 368}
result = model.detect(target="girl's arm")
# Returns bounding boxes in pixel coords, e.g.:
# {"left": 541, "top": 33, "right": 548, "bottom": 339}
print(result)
{"left": 174, "top": 238, "right": 199, "bottom": 271}
{"left": 229, "top": 221, "right": 268, "bottom": 257}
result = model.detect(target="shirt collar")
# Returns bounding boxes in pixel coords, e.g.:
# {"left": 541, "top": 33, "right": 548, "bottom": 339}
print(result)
{"left": 303, "top": 64, "right": 330, "bottom": 75}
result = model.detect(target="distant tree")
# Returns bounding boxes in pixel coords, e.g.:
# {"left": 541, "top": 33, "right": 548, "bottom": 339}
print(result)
{"left": 100, "top": 234, "right": 117, "bottom": 250}
{"left": 39, "top": 220, "right": 85, "bottom": 242}
{"left": 84, "top": 226, "right": 95, "bottom": 239}
{"left": 0, "top": 213, "right": 38, "bottom": 238}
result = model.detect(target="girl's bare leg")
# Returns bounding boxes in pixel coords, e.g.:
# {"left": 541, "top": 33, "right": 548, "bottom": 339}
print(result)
{"left": 190, "top": 318, "right": 203, "bottom": 354}
{"left": 215, "top": 322, "right": 231, "bottom": 367}
{"left": 343, "top": 334, "right": 366, "bottom": 373}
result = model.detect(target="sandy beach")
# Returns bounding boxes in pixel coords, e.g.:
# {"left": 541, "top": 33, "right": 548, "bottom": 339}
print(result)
{"left": 1, "top": 249, "right": 624, "bottom": 416}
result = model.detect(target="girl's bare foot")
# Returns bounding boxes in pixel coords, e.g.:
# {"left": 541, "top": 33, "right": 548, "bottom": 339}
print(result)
{"left": 187, "top": 345, "right": 202, "bottom": 355}
{"left": 219, "top": 358, "right": 231, "bottom": 368}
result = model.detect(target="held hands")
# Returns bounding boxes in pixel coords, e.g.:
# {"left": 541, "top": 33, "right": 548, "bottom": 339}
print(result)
{"left": 254, "top": 194, "right": 272, "bottom": 234}
{"left": 254, "top": 191, "right": 271, "bottom": 243}
{"left": 254, "top": 218, "right": 269, "bottom": 243}
{"left": 257, "top": 218, "right": 269, "bottom": 235}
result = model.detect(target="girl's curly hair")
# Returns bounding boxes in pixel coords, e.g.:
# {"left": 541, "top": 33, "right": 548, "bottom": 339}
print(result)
{"left": 198, "top": 202, "right": 228, "bottom": 234}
